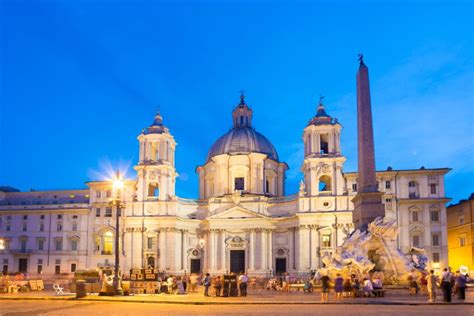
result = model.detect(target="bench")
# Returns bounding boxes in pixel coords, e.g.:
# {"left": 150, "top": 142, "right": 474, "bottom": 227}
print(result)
{"left": 288, "top": 284, "right": 305, "bottom": 292}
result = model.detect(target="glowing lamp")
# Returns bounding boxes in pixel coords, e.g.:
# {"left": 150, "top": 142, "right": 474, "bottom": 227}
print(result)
{"left": 198, "top": 238, "right": 206, "bottom": 249}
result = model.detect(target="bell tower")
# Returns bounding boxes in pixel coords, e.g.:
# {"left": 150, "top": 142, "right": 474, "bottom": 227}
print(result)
{"left": 301, "top": 98, "right": 346, "bottom": 196}
{"left": 135, "top": 111, "right": 177, "bottom": 201}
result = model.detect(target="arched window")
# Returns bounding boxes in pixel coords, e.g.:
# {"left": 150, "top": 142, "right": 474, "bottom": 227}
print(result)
{"left": 102, "top": 231, "right": 114, "bottom": 255}
{"left": 320, "top": 134, "right": 329, "bottom": 154}
{"left": 319, "top": 175, "right": 332, "bottom": 193}
{"left": 148, "top": 183, "right": 159, "bottom": 198}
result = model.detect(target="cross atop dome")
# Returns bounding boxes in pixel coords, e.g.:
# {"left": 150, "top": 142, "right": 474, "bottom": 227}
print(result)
{"left": 233, "top": 91, "right": 253, "bottom": 128}
{"left": 307, "top": 96, "right": 339, "bottom": 126}
{"left": 142, "top": 108, "right": 168, "bottom": 134}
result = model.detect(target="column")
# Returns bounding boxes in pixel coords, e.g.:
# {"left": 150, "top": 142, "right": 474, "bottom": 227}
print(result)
{"left": 310, "top": 226, "right": 318, "bottom": 269}
{"left": 158, "top": 230, "right": 166, "bottom": 270}
{"left": 220, "top": 230, "right": 226, "bottom": 271}
{"left": 288, "top": 228, "right": 294, "bottom": 270}
{"left": 209, "top": 230, "right": 216, "bottom": 270}
{"left": 267, "top": 230, "right": 273, "bottom": 273}
{"left": 260, "top": 230, "right": 267, "bottom": 270}
{"left": 249, "top": 230, "right": 255, "bottom": 270}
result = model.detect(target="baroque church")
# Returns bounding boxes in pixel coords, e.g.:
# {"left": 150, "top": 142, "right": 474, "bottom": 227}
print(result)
{"left": 0, "top": 93, "right": 450, "bottom": 277}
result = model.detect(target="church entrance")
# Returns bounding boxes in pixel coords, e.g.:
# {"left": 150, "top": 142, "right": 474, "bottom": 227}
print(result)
{"left": 275, "top": 258, "right": 286, "bottom": 275}
{"left": 190, "top": 259, "right": 201, "bottom": 274}
{"left": 230, "top": 250, "right": 245, "bottom": 274}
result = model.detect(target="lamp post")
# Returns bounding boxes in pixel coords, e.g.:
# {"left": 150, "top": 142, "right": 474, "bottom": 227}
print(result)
{"left": 111, "top": 170, "right": 124, "bottom": 295}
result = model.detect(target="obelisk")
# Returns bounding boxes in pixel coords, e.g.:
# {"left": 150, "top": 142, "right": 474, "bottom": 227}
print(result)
{"left": 352, "top": 55, "right": 385, "bottom": 231}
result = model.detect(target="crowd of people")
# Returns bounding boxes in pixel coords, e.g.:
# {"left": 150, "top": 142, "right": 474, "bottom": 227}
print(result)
{"left": 406, "top": 267, "right": 469, "bottom": 302}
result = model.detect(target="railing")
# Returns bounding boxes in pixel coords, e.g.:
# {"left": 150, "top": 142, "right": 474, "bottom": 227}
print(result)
{"left": 9, "top": 249, "right": 34, "bottom": 254}
{"left": 268, "top": 194, "right": 298, "bottom": 203}
{"left": 0, "top": 203, "right": 89, "bottom": 210}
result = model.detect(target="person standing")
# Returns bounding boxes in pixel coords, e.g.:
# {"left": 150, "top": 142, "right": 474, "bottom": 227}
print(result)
{"left": 455, "top": 271, "right": 467, "bottom": 300}
{"left": 427, "top": 270, "right": 438, "bottom": 302}
{"left": 440, "top": 267, "right": 453, "bottom": 302}
{"left": 238, "top": 273, "right": 248, "bottom": 297}
{"left": 189, "top": 273, "right": 199, "bottom": 293}
{"left": 214, "top": 276, "right": 223, "bottom": 297}
{"left": 334, "top": 274, "right": 344, "bottom": 300}
{"left": 203, "top": 273, "right": 211, "bottom": 297}
{"left": 320, "top": 274, "right": 330, "bottom": 302}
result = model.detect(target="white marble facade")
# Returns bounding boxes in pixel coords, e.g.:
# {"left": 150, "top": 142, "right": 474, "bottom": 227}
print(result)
{"left": 0, "top": 96, "right": 450, "bottom": 277}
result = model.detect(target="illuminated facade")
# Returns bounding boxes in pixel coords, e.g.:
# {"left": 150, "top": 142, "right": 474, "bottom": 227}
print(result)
{"left": 0, "top": 95, "right": 450, "bottom": 277}
{"left": 447, "top": 194, "right": 474, "bottom": 273}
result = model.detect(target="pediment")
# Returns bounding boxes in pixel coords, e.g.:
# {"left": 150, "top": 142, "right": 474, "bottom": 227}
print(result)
{"left": 208, "top": 205, "right": 267, "bottom": 219}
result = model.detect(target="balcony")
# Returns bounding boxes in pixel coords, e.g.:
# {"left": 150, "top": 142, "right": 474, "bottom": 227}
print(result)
{"left": 9, "top": 249, "right": 34, "bottom": 255}
{"left": 408, "top": 193, "right": 420, "bottom": 199}
{"left": 101, "top": 251, "right": 113, "bottom": 255}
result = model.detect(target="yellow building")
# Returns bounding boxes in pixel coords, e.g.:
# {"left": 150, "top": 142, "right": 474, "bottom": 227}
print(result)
{"left": 447, "top": 194, "right": 474, "bottom": 273}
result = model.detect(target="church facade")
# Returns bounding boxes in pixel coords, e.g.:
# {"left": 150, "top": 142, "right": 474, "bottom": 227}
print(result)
{"left": 0, "top": 95, "right": 450, "bottom": 278}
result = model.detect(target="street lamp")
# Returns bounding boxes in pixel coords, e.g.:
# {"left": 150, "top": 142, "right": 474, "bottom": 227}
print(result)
{"left": 111, "top": 170, "right": 124, "bottom": 295}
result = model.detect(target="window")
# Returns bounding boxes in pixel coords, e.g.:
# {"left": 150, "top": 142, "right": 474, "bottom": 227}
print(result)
{"left": 57, "top": 222, "right": 62, "bottom": 231}
{"left": 106, "top": 190, "right": 111, "bottom": 198}
{"left": 71, "top": 263, "right": 77, "bottom": 273}
{"left": 147, "top": 237, "right": 155, "bottom": 250}
{"left": 102, "top": 231, "right": 113, "bottom": 255}
{"left": 22, "top": 223, "right": 27, "bottom": 231}
{"left": 352, "top": 183, "right": 357, "bottom": 192}
{"left": 37, "top": 259, "right": 43, "bottom": 274}
{"left": 385, "top": 181, "right": 391, "bottom": 189}
{"left": 71, "top": 240, "right": 78, "bottom": 251}
{"left": 55, "top": 239, "right": 63, "bottom": 251}
{"left": 40, "top": 215, "right": 45, "bottom": 220}
{"left": 39, "top": 223, "right": 44, "bottom": 232}
{"left": 412, "top": 235, "right": 421, "bottom": 248}
{"left": 459, "top": 236, "right": 466, "bottom": 247}
{"left": 409, "top": 181, "right": 416, "bottom": 187}
{"left": 430, "top": 210, "right": 440, "bottom": 222}
{"left": 55, "top": 260, "right": 61, "bottom": 275}
{"left": 57, "top": 215, "right": 62, "bottom": 219}
{"left": 23, "top": 215, "right": 28, "bottom": 220}
{"left": 148, "top": 183, "right": 160, "bottom": 197}
{"left": 322, "top": 234, "right": 331, "bottom": 248}
{"left": 38, "top": 239, "right": 44, "bottom": 251}
{"left": 433, "top": 253, "right": 440, "bottom": 263}
{"left": 72, "top": 215, "right": 78, "bottom": 219}
{"left": 234, "top": 177, "right": 245, "bottom": 191}
{"left": 96, "top": 208, "right": 101, "bottom": 217}
{"left": 430, "top": 184, "right": 437, "bottom": 194}
{"left": 385, "top": 198, "right": 392, "bottom": 210}
{"left": 72, "top": 222, "right": 78, "bottom": 231}
{"left": 265, "top": 179, "right": 270, "bottom": 194}
{"left": 96, "top": 190, "right": 101, "bottom": 198}
{"left": 319, "top": 175, "right": 332, "bottom": 192}
{"left": 432, "top": 234, "right": 440, "bottom": 247}
{"left": 411, "top": 211, "right": 419, "bottom": 223}
{"left": 20, "top": 239, "right": 27, "bottom": 252}
{"left": 6, "top": 224, "right": 10, "bottom": 231}
{"left": 320, "top": 134, "right": 329, "bottom": 154}
{"left": 459, "top": 215, "right": 465, "bottom": 225}
{"left": 105, "top": 207, "right": 112, "bottom": 217}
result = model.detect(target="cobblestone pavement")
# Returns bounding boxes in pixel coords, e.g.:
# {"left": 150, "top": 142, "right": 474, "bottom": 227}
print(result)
{"left": 1, "top": 288, "right": 472, "bottom": 305}
{"left": 1, "top": 300, "right": 473, "bottom": 316}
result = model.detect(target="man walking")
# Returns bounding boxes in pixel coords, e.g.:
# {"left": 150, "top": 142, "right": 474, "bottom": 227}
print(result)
{"left": 238, "top": 273, "right": 248, "bottom": 297}
{"left": 203, "top": 273, "right": 211, "bottom": 297}
{"left": 440, "top": 267, "right": 453, "bottom": 302}
{"left": 427, "top": 270, "right": 438, "bottom": 302}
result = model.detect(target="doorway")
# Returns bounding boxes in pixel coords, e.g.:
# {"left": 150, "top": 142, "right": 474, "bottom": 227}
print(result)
{"left": 275, "top": 258, "right": 287, "bottom": 275}
{"left": 190, "top": 258, "right": 201, "bottom": 274}
{"left": 230, "top": 250, "right": 245, "bottom": 274}
{"left": 19, "top": 258, "right": 28, "bottom": 273}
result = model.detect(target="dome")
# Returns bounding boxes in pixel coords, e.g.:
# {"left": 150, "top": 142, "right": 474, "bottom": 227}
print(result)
{"left": 207, "top": 127, "right": 279, "bottom": 161}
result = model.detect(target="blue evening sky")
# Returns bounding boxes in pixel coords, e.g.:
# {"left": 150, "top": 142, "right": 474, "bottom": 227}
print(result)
{"left": 1, "top": 0, "right": 473, "bottom": 203}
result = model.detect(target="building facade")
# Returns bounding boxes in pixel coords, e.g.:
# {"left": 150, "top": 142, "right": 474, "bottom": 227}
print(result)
{"left": 447, "top": 194, "right": 474, "bottom": 273}
{"left": 0, "top": 95, "right": 450, "bottom": 277}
